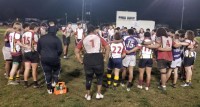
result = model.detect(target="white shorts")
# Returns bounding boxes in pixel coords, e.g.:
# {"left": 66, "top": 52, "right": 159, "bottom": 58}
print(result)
{"left": 122, "top": 55, "right": 136, "bottom": 67}
{"left": 171, "top": 57, "right": 182, "bottom": 68}
{"left": 2, "top": 46, "right": 12, "bottom": 60}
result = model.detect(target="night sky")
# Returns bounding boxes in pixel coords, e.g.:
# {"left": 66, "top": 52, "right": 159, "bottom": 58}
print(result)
{"left": 0, "top": 0, "right": 200, "bottom": 29}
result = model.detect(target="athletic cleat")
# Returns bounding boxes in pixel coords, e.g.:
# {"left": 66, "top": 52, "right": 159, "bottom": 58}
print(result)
{"left": 145, "top": 87, "right": 149, "bottom": 91}
{"left": 171, "top": 84, "right": 176, "bottom": 88}
{"left": 33, "top": 84, "right": 40, "bottom": 88}
{"left": 47, "top": 89, "right": 53, "bottom": 94}
{"left": 85, "top": 94, "right": 91, "bottom": 101}
{"left": 7, "top": 80, "right": 19, "bottom": 85}
{"left": 127, "top": 88, "right": 131, "bottom": 92}
{"left": 96, "top": 93, "right": 104, "bottom": 99}
{"left": 181, "top": 83, "right": 190, "bottom": 87}
{"left": 63, "top": 56, "right": 67, "bottom": 59}
{"left": 120, "top": 83, "right": 125, "bottom": 87}
{"left": 158, "top": 85, "right": 166, "bottom": 91}
{"left": 52, "top": 82, "right": 56, "bottom": 87}
{"left": 137, "top": 85, "right": 143, "bottom": 89}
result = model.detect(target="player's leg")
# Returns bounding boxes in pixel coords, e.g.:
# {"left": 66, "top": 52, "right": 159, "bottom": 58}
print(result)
{"left": 172, "top": 67, "right": 178, "bottom": 88}
{"left": 145, "top": 59, "right": 153, "bottom": 90}
{"left": 41, "top": 61, "right": 53, "bottom": 94}
{"left": 138, "top": 59, "right": 145, "bottom": 89}
{"left": 121, "top": 67, "right": 127, "bottom": 87}
{"left": 127, "top": 66, "right": 134, "bottom": 91}
{"left": 113, "top": 68, "right": 120, "bottom": 89}
{"left": 24, "top": 62, "right": 31, "bottom": 87}
{"left": 106, "top": 58, "right": 113, "bottom": 87}
{"left": 8, "top": 56, "right": 21, "bottom": 85}
{"left": 84, "top": 65, "right": 94, "bottom": 100}
{"left": 31, "top": 63, "right": 39, "bottom": 88}
{"left": 5, "top": 60, "right": 12, "bottom": 78}
{"left": 95, "top": 64, "right": 104, "bottom": 99}
{"left": 52, "top": 62, "right": 61, "bottom": 85}
{"left": 157, "top": 60, "right": 167, "bottom": 90}
{"left": 31, "top": 52, "right": 40, "bottom": 88}
{"left": 166, "top": 68, "right": 173, "bottom": 82}
{"left": 145, "top": 67, "right": 152, "bottom": 90}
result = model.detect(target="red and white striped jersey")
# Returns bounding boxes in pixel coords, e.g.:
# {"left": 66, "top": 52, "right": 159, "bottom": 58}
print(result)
{"left": 75, "top": 28, "right": 84, "bottom": 39}
{"left": 9, "top": 32, "right": 21, "bottom": 55}
{"left": 22, "top": 31, "right": 38, "bottom": 52}
{"left": 110, "top": 43, "right": 125, "bottom": 58}
{"left": 76, "top": 34, "right": 108, "bottom": 53}
{"left": 140, "top": 39, "right": 153, "bottom": 59}
{"left": 184, "top": 39, "right": 196, "bottom": 57}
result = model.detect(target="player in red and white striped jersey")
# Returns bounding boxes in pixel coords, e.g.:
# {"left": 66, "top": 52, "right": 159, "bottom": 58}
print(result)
{"left": 75, "top": 25, "right": 110, "bottom": 101}
{"left": 22, "top": 23, "right": 40, "bottom": 88}
{"left": 8, "top": 22, "right": 31, "bottom": 85}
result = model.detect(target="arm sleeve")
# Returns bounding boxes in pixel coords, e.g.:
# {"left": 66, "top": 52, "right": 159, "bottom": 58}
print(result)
{"left": 56, "top": 38, "right": 63, "bottom": 56}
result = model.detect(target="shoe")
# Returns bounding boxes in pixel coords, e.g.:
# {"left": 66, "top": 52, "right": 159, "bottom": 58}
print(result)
{"left": 120, "top": 82, "right": 125, "bottom": 87}
{"left": 104, "top": 84, "right": 111, "bottom": 88}
{"left": 24, "top": 84, "right": 29, "bottom": 88}
{"left": 63, "top": 56, "right": 67, "bottom": 59}
{"left": 145, "top": 87, "right": 149, "bottom": 91}
{"left": 85, "top": 94, "right": 91, "bottom": 101}
{"left": 126, "top": 82, "right": 132, "bottom": 92}
{"left": 127, "top": 88, "right": 131, "bottom": 92}
{"left": 158, "top": 85, "right": 166, "bottom": 91}
{"left": 52, "top": 82, "right": 56, "bottom": 87}
{"left": 171, "top": 84, "right": 176, "bottom": 88}
{"left": 47, "top": 89, "right": 53, "bottom": 94}
{"left": 137, "top": 85, "right": 143, "bottom": 89}
{"left": 33, "top": 84, "right": 40, "bottom": 88}
{"left": 181, "top": 83, "right": 190, "bottom": 87}
{"left": 15, "top": 78, "right": 20, "bottom": 83}
{"left": 112, "top": 86, "right": 117, "bottom": 90}
{"left": 7, "top": 80, "right": 19, "bottom": 85}
{"left": 96, "top": 93, "right": 104, "bottom": 99}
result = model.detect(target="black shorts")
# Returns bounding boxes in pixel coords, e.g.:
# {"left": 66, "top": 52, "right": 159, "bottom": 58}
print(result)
{"left": 12, "top": 55, "right": 22, "bottom": 63}
{"left": 84, "top": 64, "right": 104, "bottom": 81}
{"left": 24, "top": 52, "right": 39, "bottom": 63}
{"left": 184, "top": 57, "right": 195, "bottom": 67}
{"left": 138, "top": 59, "right": 153, "bottom": 68}
{"left": 75, "top": 39, "right": 82, "bottom": 46}
{"left": 157, "top": 59, "right": 171, "bottom": 69}
{"left": 63, "top": 36, "right": 70, "bottom": 46}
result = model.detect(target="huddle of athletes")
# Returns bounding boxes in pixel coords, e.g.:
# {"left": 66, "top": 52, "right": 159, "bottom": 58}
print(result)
{"left": 74, "top": 25, "right": 199, "bottom": 101}
{"left": 2, "top": 22, "right": 199, "bottom": 100}
{"left": 2, "top": 22, "right": 43, "bottom": 88}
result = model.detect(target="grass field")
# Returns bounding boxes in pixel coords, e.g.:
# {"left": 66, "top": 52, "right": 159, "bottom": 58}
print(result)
{"left": 0, "top": 27, "right": 200, "bottom": 107}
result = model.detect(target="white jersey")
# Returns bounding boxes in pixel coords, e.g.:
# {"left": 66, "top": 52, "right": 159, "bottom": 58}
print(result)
{"left": 140, "top": 39, "right": 153, "bottom": 59}
{"left": 110, "top": 43, "right": 125, "bottom": 58}
{"left": 161, "top": 36, "right": 172, "bottom": 48}
{"left": 9, "top": 32, "right": 21, "bottom": 54}
{"left": 62, "top": 27, "right": 73, "bottom": 38}
{"left": 79, "top": 34, "right": 107, "bottom": 53}
{"left": 76, "top": 28, "right": 84, "bottom": 39}
{"left": 108, "top": 29, "right": 114, "bottom": 36}
{"left": 184, "top": 39, "right": 196, "bottom": 57}
{"left": 22, "top": 31, "right": 38, "bottom": 53}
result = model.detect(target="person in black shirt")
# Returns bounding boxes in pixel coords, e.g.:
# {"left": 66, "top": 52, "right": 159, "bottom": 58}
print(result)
{"left": 37, "top": 22, "right": 62, "bottom": 94}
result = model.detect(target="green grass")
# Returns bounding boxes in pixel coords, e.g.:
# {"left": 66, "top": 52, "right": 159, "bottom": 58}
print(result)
{"left": 0, "top": 28, "right": 200, "bottom": 107}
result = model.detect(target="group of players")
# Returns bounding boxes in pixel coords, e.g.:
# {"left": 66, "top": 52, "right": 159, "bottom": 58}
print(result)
{"left": 73, "top": 24, "right": 198, "bottom": 100}
{"left": 2, "top": 21, "right": 198, "bottom": 100}
{"left": 2, "top": 22, "right": 48, "bottom": 88}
